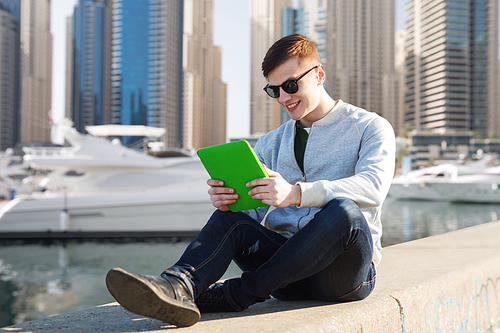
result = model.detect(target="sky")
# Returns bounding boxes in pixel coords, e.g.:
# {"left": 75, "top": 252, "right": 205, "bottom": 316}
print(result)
{"left": 50, "top": 0, "right": 406, "bottom": 141}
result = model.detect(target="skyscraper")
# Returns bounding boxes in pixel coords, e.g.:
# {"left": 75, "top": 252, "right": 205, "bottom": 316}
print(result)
{"left": 0, "top": 4, "right": 18, "bottom": 150}
{"left": 250, "top": 0, "right": 291, "bottom": 135}
{"left": 110, "top": 0, "right": 183, "bottom": 147}
{"left": 182, "top": 0, "right": 227, "bottom": 149}
{"left": 394, "top": 30, "right": 407, "bottom": 136}
{"left": 281, "top": 7, "right": 303, "bottom": 37}
{"left": 68, "top": 0, "right": 112, "bottom": 133}
{"left": 301, "top": 0, "right": 327, "bottom": 63}
{"left": 324, "top": 0, "right": 398, "bottom": 129}
{"left": 404, "top": 0, "right": 499, "bottom": 138}
{"left": 18, "top": 0, "right": 52, "bottom": 143}
{"left": 65, "top": 16, "right": 74, "bottom": 122}
{"left": 280, "top": 1, "right": 327, "bottom": 124}
{"left": 0, "top": 0, "right": 19, "bottom": 20}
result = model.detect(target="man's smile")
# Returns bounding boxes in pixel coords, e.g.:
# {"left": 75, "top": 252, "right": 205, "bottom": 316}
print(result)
{"left": 285, "top": 101, "right": 300, "bottom": 111}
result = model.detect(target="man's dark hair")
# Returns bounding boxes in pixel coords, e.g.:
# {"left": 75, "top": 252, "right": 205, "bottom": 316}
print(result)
{"left": 262, "top": 34, "right": 321, "bottom": 78}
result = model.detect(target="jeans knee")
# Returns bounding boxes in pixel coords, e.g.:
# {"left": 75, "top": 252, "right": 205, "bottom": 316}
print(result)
{"left": 208, "top": 210, "right": 247, "bottom": 227}
{"left": 205, "top": 210, "right": 262, "bottom": 238}
{"left": 320, "top": 198, "right": 366, "bottom": 229}
{"left": 325, "top": 197, "right": 359, "bottom": 215}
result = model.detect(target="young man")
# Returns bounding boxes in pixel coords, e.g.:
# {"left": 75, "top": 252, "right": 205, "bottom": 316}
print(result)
{"left": 106, "top": 34, "right": 395, "bottom": 327}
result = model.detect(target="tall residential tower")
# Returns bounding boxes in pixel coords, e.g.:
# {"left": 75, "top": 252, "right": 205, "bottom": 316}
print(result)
{"left": 404, "top": 0, "right": 499, "bottom": 138}
{"left": 250, "top": 0, "right": 291, "bottom": 135}
{"left": 325, "top": 0, "right": 398, "bottom": 131}
{"left": 18, "top": 0, "right": 52, "bottom": 143}
{"left": 0, "top": 4, "right": 18, "bottom": 150}
{"left": 182, "top": 0, "right": 226, "bottom": 149}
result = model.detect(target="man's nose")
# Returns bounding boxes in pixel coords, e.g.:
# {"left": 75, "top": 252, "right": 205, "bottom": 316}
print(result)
{"left": 278, "top": 88, "right": 291, "bottom": 103}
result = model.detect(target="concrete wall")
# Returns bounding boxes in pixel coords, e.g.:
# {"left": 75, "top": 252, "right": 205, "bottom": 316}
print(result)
{"left": 2, "top": 221, "right": 500, "bottom": 332}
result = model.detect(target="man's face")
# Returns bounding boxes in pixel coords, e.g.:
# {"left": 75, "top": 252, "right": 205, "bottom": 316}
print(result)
{"left": 266, "top": 58, "right": 322, "bottom": 127}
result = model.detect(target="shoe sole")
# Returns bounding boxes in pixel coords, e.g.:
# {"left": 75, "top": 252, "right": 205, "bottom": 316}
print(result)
{"left": 105, "top": 268, "right": 200, "bottom": 327}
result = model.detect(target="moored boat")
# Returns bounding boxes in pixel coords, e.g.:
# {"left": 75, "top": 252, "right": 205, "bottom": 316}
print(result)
{"left": 0, "top": 123, "right": 214, "bottom": 239}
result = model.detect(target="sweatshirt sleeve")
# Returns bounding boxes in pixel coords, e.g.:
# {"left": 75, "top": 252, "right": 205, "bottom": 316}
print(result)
{"left": 297, "top": 117, "right": 395, "bottom": 209}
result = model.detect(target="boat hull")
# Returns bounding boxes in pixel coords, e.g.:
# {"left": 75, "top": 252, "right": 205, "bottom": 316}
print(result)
{"left": 0, "top": 190, "right": 215, "bottom": 239}
{"left": 388, "top": 182, "right": 446, "bottom": 201}
{"left": 427, "top": 182, "right": 500, "bottom": 203}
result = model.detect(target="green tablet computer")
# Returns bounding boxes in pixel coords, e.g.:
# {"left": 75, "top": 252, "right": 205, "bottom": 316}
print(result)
{"left": 197, "top": 140, "right": 269, "bottom": 212}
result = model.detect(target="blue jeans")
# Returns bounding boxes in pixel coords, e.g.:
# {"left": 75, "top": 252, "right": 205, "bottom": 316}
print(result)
{"left": 163, "top": 198, "right": 376, "bottom": 311}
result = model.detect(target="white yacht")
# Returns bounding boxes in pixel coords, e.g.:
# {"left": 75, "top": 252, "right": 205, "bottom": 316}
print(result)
{"left": 389, "top": 156, "right": 496, "bottom": 201}
{"left": 0, "top": 124, "right": 214, "bottom": 238}
{"left": 389, "top": 164, "right": 458, "bottom": 201}
{"left": 426, "top": 166, "right": 500, "bottom": 203}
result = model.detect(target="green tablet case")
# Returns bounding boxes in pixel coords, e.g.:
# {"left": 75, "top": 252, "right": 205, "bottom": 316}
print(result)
{"left": 197, "top": 140, "right": 269, "bottom": 212}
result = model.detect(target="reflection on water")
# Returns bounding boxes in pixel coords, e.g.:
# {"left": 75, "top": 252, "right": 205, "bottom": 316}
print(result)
{"left": 0, "top": 239, "right": 243, "bottom": 327}
{"left": 1, "top": 199, "right": 499, "bottom": 327}
{"left": 381, "top": 197, "right": 500, "bottom": 247}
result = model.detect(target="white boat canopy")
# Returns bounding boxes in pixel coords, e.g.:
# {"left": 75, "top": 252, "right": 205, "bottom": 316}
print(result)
{"left": 85, "top": 125, "right": 166, "bottom": 138}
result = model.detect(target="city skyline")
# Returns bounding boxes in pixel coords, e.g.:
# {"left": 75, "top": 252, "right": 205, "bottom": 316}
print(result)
{"left": 50, "top": 0, "right": 407, "bottom": 142}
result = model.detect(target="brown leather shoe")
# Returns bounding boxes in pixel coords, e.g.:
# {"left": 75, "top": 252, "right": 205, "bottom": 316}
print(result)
{"left": 105, "top": 267, "right": 200, "bottom": 327}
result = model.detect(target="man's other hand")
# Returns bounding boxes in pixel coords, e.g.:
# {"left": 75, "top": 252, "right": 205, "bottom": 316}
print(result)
{"left": 246, "top": 165, "right": 301, "bottom": 208}
{"left": 207, "top": 179, "right": 238, "bottom": 211}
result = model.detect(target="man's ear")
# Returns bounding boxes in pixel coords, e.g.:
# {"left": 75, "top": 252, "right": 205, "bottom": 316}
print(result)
{"left": 317, "top": 64, "right": 326, "bottom": 85}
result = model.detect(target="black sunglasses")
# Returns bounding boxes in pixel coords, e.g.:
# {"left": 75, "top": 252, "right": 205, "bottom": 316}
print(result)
{"left": 263, "top": 66, "right": 318, "bottom": 98}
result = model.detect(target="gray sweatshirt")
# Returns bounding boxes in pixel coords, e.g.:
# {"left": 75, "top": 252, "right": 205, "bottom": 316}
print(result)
{"left": 245, "top": 100, "right": 395, "bottom": 266}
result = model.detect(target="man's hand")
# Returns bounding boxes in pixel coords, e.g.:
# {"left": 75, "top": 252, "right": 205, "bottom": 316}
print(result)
{"left": 246, "top": 165, "right": 301, "bottom": 208}
{"left": 207, "top": 179, "right": 238, "bottom": 211}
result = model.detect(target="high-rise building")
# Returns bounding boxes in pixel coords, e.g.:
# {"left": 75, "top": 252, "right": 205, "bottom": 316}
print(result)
{"left": 281, "top": 7, "right": 303, "bottom": 37}
{"left": 18, "top": 0, "right": 52, "bottom": 143}
{"left": 65, "top": 16, "right": 73, "bottom": 121}
{"left": 280, "top": 1, "right": 328, "bottom": 125}
{"left": 301, "top": 0, "right": 327, "bottom": 63}
{"left": 0, "top": 0, "right": 52, "bottom": 145}
{"left": 110, "top": 0, "right": 184, "bottom": 147}
{"left": 0, "top": 0, "right": 52, "bottom": 147}
{"left": 68, "top": 0, "right": 112, "bottom": 133}
{"left": 182, "top": 0, "right": 226, "bottom": 149}
{"left": 394, "top": 30, "right": 407, "bottom": 136}
{"left": 0, "top": 0, "right": 19, "bottom": 20}
{"left": 324, "top": 0, "right": 398, "bottom": 129}
{"left": 404, "top": 0, "right": 499, "bottom": 138}
{"left": 250, "top": 0, "right": 291, "bottom": 135}
{"left": 0, "top": 5, "right": 18, "bottom": 150}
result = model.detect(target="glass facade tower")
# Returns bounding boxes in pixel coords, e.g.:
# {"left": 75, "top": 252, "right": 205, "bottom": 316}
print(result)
{"left": 470, "top": 0, "right": 489, "bottom": 135}
{"left": 0, "top": 0, "right": 19, "bottom": 20}
{"left": 111, "top": 0, "right": 149, "bottom": 129}
{"left": 111, "top": 0, "right": 183, "bottom": 147}
{"left": 71, "top": 0, "right": 111, "bottom": 133}
{"left": 281, "top": 7, "right": 303, "bottom": 37}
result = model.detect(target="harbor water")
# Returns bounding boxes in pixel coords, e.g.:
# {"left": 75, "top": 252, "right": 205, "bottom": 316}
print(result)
{"left": 1, "top": 197, "right": 500, "bottom": 327}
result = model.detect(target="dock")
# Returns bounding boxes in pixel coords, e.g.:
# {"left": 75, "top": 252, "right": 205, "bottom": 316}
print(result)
{"left": 2, "top": 220, "right": 500, "bottom": 332}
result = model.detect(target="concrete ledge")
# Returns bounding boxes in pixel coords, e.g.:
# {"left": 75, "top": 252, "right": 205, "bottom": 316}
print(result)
{"left": 2, "top": 221, "right": 500, "bottom": 332}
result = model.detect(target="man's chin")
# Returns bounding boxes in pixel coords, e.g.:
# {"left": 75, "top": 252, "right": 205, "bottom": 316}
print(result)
{"left": 286, "top": 112, "right": 303, "bottom": 122}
